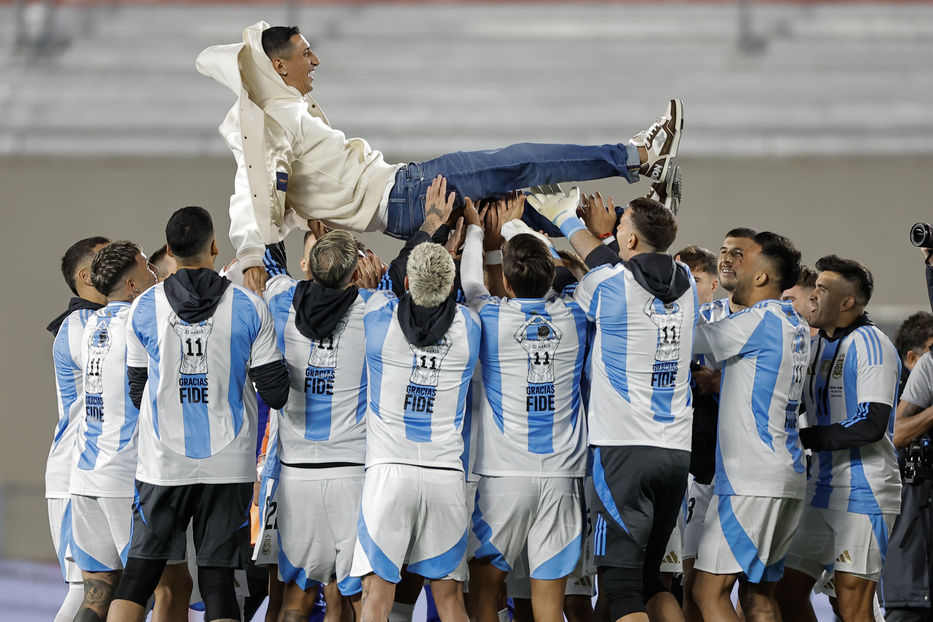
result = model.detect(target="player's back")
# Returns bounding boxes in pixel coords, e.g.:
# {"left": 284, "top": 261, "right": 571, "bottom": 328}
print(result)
{"left": 698, "top": 299, "right": 809, "bottom": 499}
{"left": 127, "top": 272, "right": 283, "bottom": 485}
{"left": 362, "top": 291, "right": 481, "bottom": 470}
{"left": 574, "top": 257, "right": 697, "bottom": 451}
{"left": 804, "top": 321, "right": 901, "bottom": 514}
{"left": 70, "top": 301, "right": 138, "bottom": 497}
{"left": 473, "top": 295, "right": 589, "bottom": 477}
{"left": 264, "top": 274, "right": 370, "bottom": 465}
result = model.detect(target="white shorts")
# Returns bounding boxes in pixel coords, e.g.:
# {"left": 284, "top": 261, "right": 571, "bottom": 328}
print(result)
{"left": 506, "top": 542, "right": 595, "bottom": 599}
{"left": 785, "top": 505, "right": 896, "bottom": 582}
{"left": 252, "top": 476, "right": 280, "bottom": 567}
{"left": 70, "top": 494, "right": 132, "bottom": 572}
{"left": 470, "top": 476, "right": 583, "bottom": 581}
{"left": 277, "top": 467, "right": 364, "bottom": 596}
{"left": 695, "top": 494, "right": 803, "bottom": 583}
{"left": 351, "top": 464, "right": 468, "bottom": 583}
{"left": 48, "top": 498, "right": 82, "bottom": 583}
{"left": 682, "top": 480, "right": 714, "bottom": 560}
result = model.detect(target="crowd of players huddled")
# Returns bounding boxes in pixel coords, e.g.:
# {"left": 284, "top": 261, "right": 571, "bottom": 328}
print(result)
{"left": 43, "top": 170, "right": 933, "bottom": 622}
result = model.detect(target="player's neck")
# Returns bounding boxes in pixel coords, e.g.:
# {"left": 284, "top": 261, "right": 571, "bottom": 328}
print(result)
{"left": 76, "top": 283, "right": 106, "bottom": 305}
{"left": 727, "top": 293, "right": 745, "bottom": 313}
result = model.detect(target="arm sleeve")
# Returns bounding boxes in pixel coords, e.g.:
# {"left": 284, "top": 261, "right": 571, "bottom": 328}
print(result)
{"left": 250, "top": 360, "right": 290, "bottom": 411}
{"left": 431, "top": 223, "right": 452, "bottom": 246}
{"left": 693, "top": 309, "right": 762, "bottom": 361}
{"left": 382, "top": 231, "right": 432, "bottom": 297}
{"left": 461, "top": 225, "right": 490, "bottom": 305}
{"left": 128, "top": 367, "right": 148, "bottom": 411}
{"left": 262, "top": 242, "right": 290, "bottom": 278}
{"left": 584, "top": 244, "right": 622, "bottom": 269}
{"left": 902, "top": 352, "right": 933, "bottom": 409}
{"left": 552, "top": 266, "right": 577, "bottom": 295}
{"left": 799, "top": 401, "right": 891, "bottom": 451}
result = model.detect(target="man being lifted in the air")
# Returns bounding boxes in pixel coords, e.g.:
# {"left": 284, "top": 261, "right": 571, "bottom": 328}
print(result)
{"left": 197, "top": 22, "right": 683, "bottom": 293}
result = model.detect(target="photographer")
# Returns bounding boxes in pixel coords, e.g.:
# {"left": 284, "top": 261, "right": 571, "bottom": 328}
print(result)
{"left": 881, "top": 304, "right": 933, "bottom": 621}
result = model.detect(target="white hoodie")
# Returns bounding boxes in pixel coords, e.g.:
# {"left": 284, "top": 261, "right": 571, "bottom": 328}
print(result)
{"left": 197, "top": 22, "right": 400, "bottom": 269}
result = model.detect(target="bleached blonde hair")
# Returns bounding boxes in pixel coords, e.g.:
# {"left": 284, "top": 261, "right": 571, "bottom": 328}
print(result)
{"left": 407, "top": 242, "right": 455, "bottom": 307}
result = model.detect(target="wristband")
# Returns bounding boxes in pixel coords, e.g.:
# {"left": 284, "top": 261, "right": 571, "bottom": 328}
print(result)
{"left": 557, "top": 215, "right": 587, "bottom": 240}
{"left": 597, "top": 232, "right": 613, "bottom": 240}
{"left": 484, "top": 249, "right": 503, "bottom": 266}
{"left": 602, "top": 235, "right": 616, "bottom": 246}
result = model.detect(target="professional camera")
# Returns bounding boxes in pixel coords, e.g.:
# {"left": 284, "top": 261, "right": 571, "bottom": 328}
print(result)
{"left": 910, "top": 222, "right": 933, "bottom": 248}
{"left": 903, "top": 434, "right": 933, "bottom": 485}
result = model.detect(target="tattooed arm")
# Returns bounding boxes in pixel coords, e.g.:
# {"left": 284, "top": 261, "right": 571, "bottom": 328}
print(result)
{"left": 420, "top": 175, "right": 456, "bottom": 237}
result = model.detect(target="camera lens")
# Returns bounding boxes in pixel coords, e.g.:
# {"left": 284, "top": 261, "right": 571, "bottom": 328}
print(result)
{"left": 910, "top": 222, "right": 933, "bottom": 247}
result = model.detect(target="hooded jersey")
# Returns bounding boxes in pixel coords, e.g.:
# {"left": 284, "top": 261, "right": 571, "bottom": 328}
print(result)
{"left": 265, "top": 274, "right": 370, "bottom": 467}
{"left": 574, "top": 255, "right": 698, "bottom": 451}
{"left": 694, "top": 299, "right": 808, "bottom": 498}
{"left": 126, "top": 280, "right": 282, "bottom": 485}
{"left": 471, "top": 295, "right": 589, "bottom": 477}
{"left": 47, "top": 307, "right": 99, "bottom": 498}
{"left": 70, "top": 301, "right": 139, "bottom": 497}
{"left": 803, "top": 321, "right": 901, "bottom": 514}
{"left": 362, "top": 291, "right": 481, "bottom": 470}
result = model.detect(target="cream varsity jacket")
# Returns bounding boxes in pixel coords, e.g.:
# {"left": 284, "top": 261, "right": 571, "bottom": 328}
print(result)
{"left": 196, "top": 21, "right": 400, "bottom": 269}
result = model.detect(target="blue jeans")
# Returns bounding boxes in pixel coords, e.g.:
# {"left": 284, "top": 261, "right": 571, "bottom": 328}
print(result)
{"left": 384, "top": 142, "right": 640, "bottom": 238}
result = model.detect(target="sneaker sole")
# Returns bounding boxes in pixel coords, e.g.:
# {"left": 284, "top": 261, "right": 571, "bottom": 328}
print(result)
{"left": 653, "top": 99, "right": 683, "bottom": 184}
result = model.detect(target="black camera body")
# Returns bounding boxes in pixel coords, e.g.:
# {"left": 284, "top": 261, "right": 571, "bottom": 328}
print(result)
{"left": 910, "top": 222, "right": 933, "bottom": 248}
{"left": 903, "top": 434, "right": 933, "bottom": 485}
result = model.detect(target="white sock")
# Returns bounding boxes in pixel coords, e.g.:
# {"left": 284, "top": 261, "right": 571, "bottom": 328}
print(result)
{"left": 389, "top": 601, "right": 416, "bottom": 622}
{"left": 873, "top": 593, "right": 884, "bottom": 622}
{"left": 498, "top": 607, "right": 511, "bottom": 622}
{"left": 53, "top": 581, "right": 84, "bottom": 622}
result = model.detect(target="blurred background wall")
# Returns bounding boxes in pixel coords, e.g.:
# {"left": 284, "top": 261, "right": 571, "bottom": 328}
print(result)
{"left": 1, "top": 0, "right": 931, "bottom": 569}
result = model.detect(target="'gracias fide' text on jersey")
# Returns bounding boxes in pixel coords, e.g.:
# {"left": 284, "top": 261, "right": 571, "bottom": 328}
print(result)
{"left": 362, "top": 291, "right": 481, "bottom": 471}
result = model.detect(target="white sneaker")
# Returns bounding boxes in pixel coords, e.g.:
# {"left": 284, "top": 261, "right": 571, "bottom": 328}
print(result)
{"left": 630, "top": 99, "right": 683, "bottom": 184}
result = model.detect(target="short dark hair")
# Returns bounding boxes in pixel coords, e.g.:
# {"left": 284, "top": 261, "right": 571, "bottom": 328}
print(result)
{"left": 61, "top": 236, "right": 110, "bottom": 295}
{"left": 815, "top": 254, "right": 874, "bottom": 306}
{"left": 627, "top": 197, "right": 677, "bottom": 252}
{"left": 676, "top": 245, "right": 716, "bottom": 276}
{"left": 166, "top": 206, "right": 214, "bottom": 260}
{"left": 503, "top": 234, "right": 555, "bottom": 298}
{"left": 753, "top": 232, "right": 801, "bottom": 292}
{"left": 262, "top": 26, "right": 301, "bottom": 60}
{"left": 894, "top": 312, "right": 933, "bottom": 362}
{"left": 149, "top": 244, "right": 169, "bottom": 266}
{"left": 796, "top": 264, "right": 817, "bottom": 289}
{"left": 725, "top": 227, "right": 759, "bottom": 240}
{"left": 91, "top": 241, "right": 140, "bottom": 296}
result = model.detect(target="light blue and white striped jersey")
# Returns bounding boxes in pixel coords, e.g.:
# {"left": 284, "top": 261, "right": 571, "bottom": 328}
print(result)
{"left": 363, "top": 291, "right": 481, "bottom": 470}
{"left": 803, "top": 322, "right": 901, "bottom": 514}
{"left": 696, "top": 297, "right": 732, "bottom": 370}
{"left": 470, "top": 295, "right": 589, "bottom": 477}
{"left": 574, "top": 262, "right": 698, "bottom": 451}
{"left": 694, "top": 299, "right": 808, "bottom": 498}
{"left": 47, "top": 308, "right": 98, "bottom": 498}
{"left": 70, "top": 302, "right": 139, "bottom": 497}
{"left": 126, "top": 282, "right": 283, "bottom": 485}
{"left": 264, "top": 274, "right": 370, "bottom": 467}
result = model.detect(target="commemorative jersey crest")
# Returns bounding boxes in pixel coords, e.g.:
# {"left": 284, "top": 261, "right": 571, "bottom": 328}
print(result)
{"left": 514, "top": 314, "right": 562, "bottom": 384}
{"left": 645, "top": 298, "right": 684, "bottom": 362}
{"left": 409, "top": 335, "right": 453, "bottom": 387}
{"left": 85, "top": 320, "right": 112, "bottom": 395}
{"left": 308, "top": 314, "right": 349, "bottom": 369}
{"left": 169, "top": 313, "right": 214, "bottom": 375}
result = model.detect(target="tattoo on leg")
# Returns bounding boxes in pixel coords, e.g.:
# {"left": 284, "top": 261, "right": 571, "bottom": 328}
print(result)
{"left": 74, "top": 608, "right": 106, "bottom": 622}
